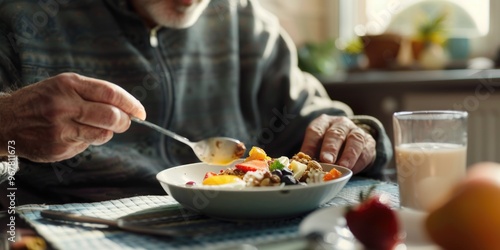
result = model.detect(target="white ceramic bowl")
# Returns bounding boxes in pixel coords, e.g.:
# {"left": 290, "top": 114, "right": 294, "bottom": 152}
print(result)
{"left": 156, "top": 160, "right": 352, "bottom": 220}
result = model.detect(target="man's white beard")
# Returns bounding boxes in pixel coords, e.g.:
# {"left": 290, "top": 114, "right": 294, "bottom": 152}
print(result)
{"left": 160, "top": 0, "right": 210, "bottom": 29}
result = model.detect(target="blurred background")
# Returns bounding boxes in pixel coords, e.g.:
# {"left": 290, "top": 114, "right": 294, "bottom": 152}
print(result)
{"left": 258, "top": 0, "right": 500, "bottom": 173}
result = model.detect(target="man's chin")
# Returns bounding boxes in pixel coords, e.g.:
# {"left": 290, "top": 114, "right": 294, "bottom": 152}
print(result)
{"left": 159, "top": 16, "right": 199, "bottom": 29}
{"left": 165, "top": 0, "right": 209, "bottom": 28}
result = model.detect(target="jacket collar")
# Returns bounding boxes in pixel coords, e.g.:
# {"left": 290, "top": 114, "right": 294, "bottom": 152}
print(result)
{"left": 104, "top": 0, "right": 141, "bottom": 19}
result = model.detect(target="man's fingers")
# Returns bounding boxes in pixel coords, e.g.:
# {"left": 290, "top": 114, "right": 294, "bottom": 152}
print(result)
{"left": 3, "top": 73, "right": 144, "bottom": 163}
{"left": 319, "top": 122, "right": 350, "bottom": 164}
{"left": 301, "top": 114, "right": 378, "bottom": 174}
{"left": 300, "top": 115, "right": 331, "bottom": 158}
{"left": 335, "top": 127, "right": 366, "bottom": 169}
{"left": 65, "top": 123, "right": 114, "bottom": 145}
{"left": 350, "top": 138, "right": 377, "bottom": 174}
{"left": 65, "top": 73, "right": 147, "bottom": 120}
{"left": 74, "top": 102, "right": 131, "bottom": 133}
{"left": 340, "top": 129, "right": 377, "bottom": 174}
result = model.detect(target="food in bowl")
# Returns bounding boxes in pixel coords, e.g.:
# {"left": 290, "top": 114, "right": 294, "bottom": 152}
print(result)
{"left": 156, "top": 155, "right": 352, "bottom": 219}
{"left": 187, "top": 146, "right": 343, "bottom": 189}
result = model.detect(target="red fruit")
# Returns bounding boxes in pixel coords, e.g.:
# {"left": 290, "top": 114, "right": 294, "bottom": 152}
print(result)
{"left": 203, "top": 171, "right": 217, "bottom": 180}
{"left": 345, "top": 187, "right": 401, "bottom": 250}
{"left": 235, "top": 159, "right": 268, "bottom": 172}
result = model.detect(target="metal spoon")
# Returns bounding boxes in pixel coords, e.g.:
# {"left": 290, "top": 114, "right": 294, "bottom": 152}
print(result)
{"left": 131, "top": 117, "right": 246, "bottom": 165}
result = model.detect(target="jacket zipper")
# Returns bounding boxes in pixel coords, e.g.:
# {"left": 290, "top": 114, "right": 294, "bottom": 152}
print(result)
{"left": 150, "top": 25, "right": 175, "bottom": 165}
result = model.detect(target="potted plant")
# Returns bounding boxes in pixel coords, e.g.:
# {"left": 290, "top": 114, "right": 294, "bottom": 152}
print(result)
{"left": 361, "top": 33, "right": 402, "bottom": 69}
{"left": 411, "top": 10, "right": 449, "bottom": 69}
{"left": 297, "top": 39, "right": 338, "bottom": 76}
{"left": 337, "top": 37, "right": 364, "bottom": 70}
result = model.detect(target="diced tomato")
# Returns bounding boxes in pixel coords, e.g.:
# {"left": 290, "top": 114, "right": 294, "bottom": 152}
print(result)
{"left": 323, "top": 168, "right": 342, "bottom": 181}
{"left": 203, "top": 171, "right": 218, "bottom": 180}
{"left": 235, "top": 159, "right": 269, "bottom": 172}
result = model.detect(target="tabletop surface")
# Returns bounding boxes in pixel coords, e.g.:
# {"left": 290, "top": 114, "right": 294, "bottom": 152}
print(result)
{"left": 15, "top": 177, "right": 399, "bottom": 250}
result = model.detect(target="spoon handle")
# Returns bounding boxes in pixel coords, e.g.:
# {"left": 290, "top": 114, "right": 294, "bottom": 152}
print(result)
{"left": 131, "top": 117, "right": 193, "bottom": 146}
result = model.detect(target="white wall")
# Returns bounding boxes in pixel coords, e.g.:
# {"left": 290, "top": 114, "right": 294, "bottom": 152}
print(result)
{"left": 258, "top": 0, "right": 339, "bottom": 46}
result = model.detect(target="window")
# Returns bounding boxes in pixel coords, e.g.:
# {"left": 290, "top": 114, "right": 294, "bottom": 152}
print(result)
{"left": 259, "top": 0, "right": 497, "bottom": 59}
{"left": 344, "top": 0, "right": 489, "bottom": 37}
{"left": 339, "top": 0, "right": 494, "bottom": 58}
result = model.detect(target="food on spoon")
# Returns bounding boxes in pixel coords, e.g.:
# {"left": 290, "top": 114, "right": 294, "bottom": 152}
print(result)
{"left": 233, "top": 141, "right": 247, "bottom": 159}
{"left": 345, "top": 186, "right": 402, "bottom": 250}
{"left": 425, "top": 162, "right": 500, "bottom": 250}
{"left": 192, "top": 146, "right": 343, "bottom": 188}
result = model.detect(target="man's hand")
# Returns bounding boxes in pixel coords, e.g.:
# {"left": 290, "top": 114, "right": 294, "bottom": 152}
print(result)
{"left": 300, "top": 115, "right": 376, "bottom": 174}
{"left": 0, "top": 73, "right": 146, "bottom": 162}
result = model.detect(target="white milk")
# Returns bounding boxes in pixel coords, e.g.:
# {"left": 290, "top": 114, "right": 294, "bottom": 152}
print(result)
{"left": 395, "top": 142, "right": 467, "bottom": 211}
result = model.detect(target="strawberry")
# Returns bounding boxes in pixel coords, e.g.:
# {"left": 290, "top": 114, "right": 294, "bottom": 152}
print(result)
{"left": 345, "top": 186, "right": 401, "bottom": 250}
{"left": 235, "top": 159, "right": 268, "bottom": 172}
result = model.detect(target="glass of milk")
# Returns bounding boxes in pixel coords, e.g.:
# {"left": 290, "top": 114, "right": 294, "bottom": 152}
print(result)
{"left": 393, "top": 110, "right": 468, "bottom": 211}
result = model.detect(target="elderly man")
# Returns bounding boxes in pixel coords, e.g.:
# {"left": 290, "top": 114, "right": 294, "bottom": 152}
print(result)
{"left": 0, "top": 0, "right": 392, "bottom": 205}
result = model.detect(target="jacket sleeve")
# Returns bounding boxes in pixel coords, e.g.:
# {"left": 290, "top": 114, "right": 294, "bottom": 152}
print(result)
{"left": 0, "top": 162, "right": 10, "bottom": 184}
{"left": 0, "top": 157, "right": 18, "bottom": 185}
{"left": 0, "top": 20, "right": 22, "bottom": 91}
{"left": 239, "top": 0, "right": 392, "bottom": 178}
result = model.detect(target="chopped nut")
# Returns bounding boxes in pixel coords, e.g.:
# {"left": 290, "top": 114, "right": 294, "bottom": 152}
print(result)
{"left": 307, "top": 160, "right": 322, "bottom": 171}
{"left": 292, "top": 152, "right": 313, "bottom": 165}
{"left": 260, "top": 178, "right": 270, "bottom": 186}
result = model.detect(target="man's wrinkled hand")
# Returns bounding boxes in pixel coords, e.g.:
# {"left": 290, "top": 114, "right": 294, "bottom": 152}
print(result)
{"left": 300, "top": 114, "right": 376, "bottom": 174}
{"left": 0, "top": 73, "right": 146, "bottom": 162}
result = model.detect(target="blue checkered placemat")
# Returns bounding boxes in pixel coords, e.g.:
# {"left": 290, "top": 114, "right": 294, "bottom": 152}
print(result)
{"left": 17, "top": 177, "right": 399, "bottom": 250}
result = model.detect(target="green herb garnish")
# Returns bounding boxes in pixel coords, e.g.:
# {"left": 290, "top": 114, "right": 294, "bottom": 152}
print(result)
{"left": 269, "top": 160, "right": 285, "bottom": 171}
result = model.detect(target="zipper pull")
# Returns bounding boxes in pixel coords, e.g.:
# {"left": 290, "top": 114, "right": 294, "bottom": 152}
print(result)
{"left": 150, "top": 25, "right": 161, "bottom": 47}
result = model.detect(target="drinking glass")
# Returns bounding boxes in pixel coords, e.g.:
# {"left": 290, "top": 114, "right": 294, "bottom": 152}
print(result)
{"left": 393, "top": 110, "right": 468, "bottom": 211}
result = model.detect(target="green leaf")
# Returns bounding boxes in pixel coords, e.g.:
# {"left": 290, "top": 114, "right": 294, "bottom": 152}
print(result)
{"left": 269, "top": 160, "right": 285, "bottom": 171}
